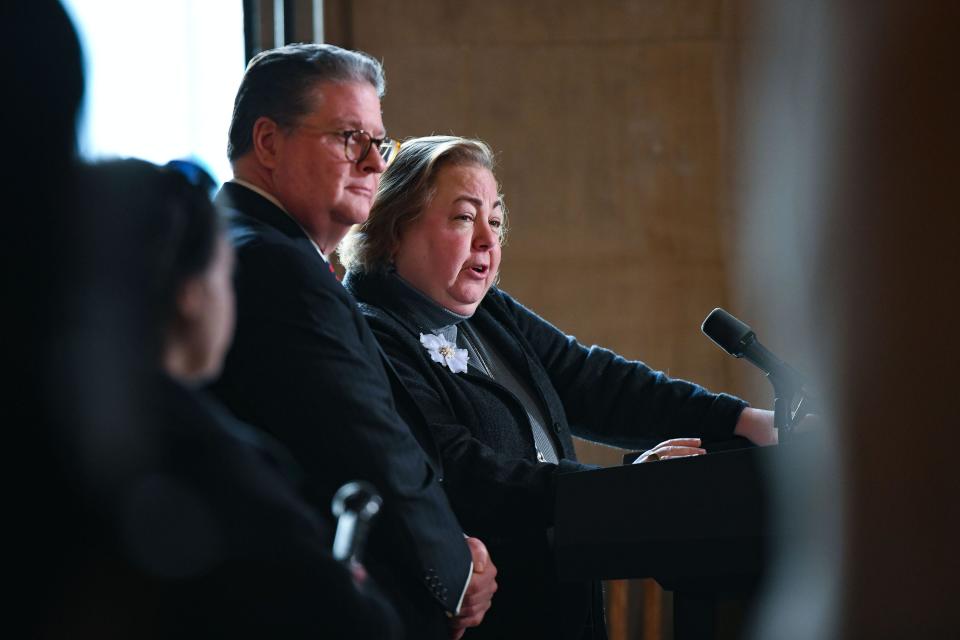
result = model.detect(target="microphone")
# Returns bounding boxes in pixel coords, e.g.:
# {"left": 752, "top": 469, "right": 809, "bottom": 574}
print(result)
{"left": 701, "top": 308, "right": 815, "bottom": 435}
{"left": 331, "top": 481, "right": 382, "bottom": 567}
{"left": 701, "top": 308, "right": 805, "bottom": 387}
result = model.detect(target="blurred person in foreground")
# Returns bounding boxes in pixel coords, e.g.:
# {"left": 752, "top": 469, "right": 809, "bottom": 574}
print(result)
{"left": 10, "top": 0, "right": 87, "bottom": 632}
{"left": 211, "top": 44, "right": 495, "bottom": 638}
{"left": 340, "top": 135, "right": 778, "bottom": 639}
{"left": 55, "top": 158, "right": 401, "bottom": 637}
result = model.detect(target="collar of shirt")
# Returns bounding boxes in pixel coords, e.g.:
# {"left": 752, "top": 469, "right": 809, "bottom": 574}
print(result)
{"left": 229, "top": 178, "right": 329, "bottom": 262}
{"left": 386, "top": 269, "right": 471, "bottom": 341}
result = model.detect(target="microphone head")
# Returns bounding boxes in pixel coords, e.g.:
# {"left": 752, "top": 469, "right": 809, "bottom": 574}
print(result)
{"left": 701, "top": 308, "right": 755, "bottom": 357}
{"left": 331, "top": 481, "right": 382, "bottom": 520}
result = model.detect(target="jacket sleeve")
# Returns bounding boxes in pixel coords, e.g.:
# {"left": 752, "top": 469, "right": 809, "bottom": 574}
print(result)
{"left": 367, "top": 313, "right": 594, "bottom": 532}
{"left": 494, "top": 290, "right": 747, "bottom": 449}
{"left": 215, "top": 240, "right": 471, "bottom": 614}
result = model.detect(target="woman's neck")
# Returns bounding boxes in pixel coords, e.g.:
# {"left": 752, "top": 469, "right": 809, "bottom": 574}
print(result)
{"left": 390, "top": 271, "right": 472, "bottom": 329}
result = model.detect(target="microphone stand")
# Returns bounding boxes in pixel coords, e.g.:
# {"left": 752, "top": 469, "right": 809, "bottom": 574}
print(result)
{"left": 768, "top": 367, "right": 815, "bottom": 442}
{"left": 700, "top": 307, "right": 818, "bottom": 441}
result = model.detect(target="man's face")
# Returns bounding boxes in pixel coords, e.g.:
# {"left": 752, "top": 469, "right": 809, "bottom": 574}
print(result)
{"left": 268, "top": 81, "right": 386, "bottom": 245}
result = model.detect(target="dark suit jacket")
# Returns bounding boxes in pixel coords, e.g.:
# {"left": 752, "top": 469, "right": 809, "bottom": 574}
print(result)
{"left": 211, "top": 182, "right": 471, "bottom": 636}
{"left": 345, "top": 269, "right": 748, "bottom": 640}
{"left": 55, "top": 371, "right": 401, "bottom": 638}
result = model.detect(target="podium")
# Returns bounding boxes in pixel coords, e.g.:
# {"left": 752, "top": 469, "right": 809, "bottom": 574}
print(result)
{"left": 554, "top": 444, "right": 777, "bottom": 638}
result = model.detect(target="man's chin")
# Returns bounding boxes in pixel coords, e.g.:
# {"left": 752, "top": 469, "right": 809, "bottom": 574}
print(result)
{"left": 332, "top": 207, "right": 371, "bottom": 228}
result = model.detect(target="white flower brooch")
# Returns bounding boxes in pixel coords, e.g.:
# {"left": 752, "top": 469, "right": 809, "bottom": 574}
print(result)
{"left": 420, "top": 332, "right": 469, "bottom": 374}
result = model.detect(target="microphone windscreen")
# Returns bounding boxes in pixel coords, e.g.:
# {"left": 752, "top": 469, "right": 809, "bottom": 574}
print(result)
{"left": 332, "top": 481, "right": 382, "bottom": 520}
{"left": 701, "top": 308, "right": 754, "bottom": 356}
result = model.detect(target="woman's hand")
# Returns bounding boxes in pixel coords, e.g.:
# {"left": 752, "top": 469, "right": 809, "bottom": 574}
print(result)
{"left": 733, "top": 407, "right": 778, "bottom": 446}
{"left": 632, "top": 437, "right": 706, "bottom": 463}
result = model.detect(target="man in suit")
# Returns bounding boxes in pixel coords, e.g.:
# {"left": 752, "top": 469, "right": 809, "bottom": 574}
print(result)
{"left": 212, "top": 44, "right": 497, "bottom": 638}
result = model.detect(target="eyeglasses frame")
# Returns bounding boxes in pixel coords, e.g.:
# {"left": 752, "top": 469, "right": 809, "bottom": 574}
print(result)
{"left": 294, "top": 124, "right": 400, "bottom": 167}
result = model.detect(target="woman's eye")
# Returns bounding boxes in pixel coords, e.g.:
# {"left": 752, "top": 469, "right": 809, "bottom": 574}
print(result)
{"left": 454, "top": 213, "right": 474, "bottom": 222}
{"left": 489, "top": 219, "right": 502, "bottom": 228}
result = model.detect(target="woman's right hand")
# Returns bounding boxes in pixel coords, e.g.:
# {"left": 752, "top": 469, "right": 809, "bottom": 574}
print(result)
{"left": 633, "top": 437, "right": 705, "bottom": 463}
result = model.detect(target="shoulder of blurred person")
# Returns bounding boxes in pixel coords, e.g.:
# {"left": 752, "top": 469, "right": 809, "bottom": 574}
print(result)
{"left": 37, "top": 157, "right": 404, "bottom": 638}
{"left": 100, "top": 370, "right": 403, "bottom": 638}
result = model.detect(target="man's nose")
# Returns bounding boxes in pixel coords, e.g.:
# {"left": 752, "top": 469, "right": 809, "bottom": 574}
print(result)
{"left": 359, "top": 147, "right": 387, "bottom": 174}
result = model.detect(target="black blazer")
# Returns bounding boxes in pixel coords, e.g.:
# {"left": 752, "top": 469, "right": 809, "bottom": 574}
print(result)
{"left": 211, "top": 183, "right": 471, "bottom": 636}
{"left": 63, "top": 372, "right": 402, "bottom": 638}
{"left": 345, "top": 269, "right": 748, "bottom": 640}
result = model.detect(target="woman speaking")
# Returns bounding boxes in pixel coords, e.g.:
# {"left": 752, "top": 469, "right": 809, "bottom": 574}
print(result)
{"left": 340, "top": 136, "right": 776, "bottom": 639}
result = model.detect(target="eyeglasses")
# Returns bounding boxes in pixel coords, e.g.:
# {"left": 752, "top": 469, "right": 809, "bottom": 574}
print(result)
{"left": 299, "top": 125, "right": 400, "bottom": 167}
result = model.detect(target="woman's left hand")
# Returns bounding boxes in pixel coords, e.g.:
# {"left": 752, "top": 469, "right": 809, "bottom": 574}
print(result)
{"left": 733, "top": 407, "right": 778, "bottom": 446}
{"left": 633, "top": 437, "right": 706, "bottom": 464}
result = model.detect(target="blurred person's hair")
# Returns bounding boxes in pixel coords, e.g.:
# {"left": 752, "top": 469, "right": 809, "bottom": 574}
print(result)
{"left": 76, "top": 158, "right": 222, "bottom": 359}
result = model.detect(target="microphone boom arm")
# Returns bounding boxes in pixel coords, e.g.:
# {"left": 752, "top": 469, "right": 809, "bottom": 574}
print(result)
{"left": 701, "top": 307, "right": 816, "bottom": 440}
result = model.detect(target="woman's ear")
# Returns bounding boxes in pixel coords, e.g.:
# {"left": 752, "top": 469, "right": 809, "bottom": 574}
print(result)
{"left": 251, "top": 116, "right": 281, "bottom": 169}
{"left": 175, "top": 276, "right": 207, "bottom": 324}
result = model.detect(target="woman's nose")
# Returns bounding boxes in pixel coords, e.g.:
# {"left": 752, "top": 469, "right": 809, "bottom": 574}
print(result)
{"left": 473, "top": 219, "right": 498, "bottom": 249}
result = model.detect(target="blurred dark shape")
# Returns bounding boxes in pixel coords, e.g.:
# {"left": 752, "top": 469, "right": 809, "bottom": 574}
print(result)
{"left": 165, "top": 158, "right": 219, "bottom": 198}
{"left": 743, "top": 1, "right": 960, "bottom": 637}
{"left": 38, "top": 155, "right": 402, "bottom": 637}
{"left": 8, "top": 2, "right": 399, "bottom": 634}
{"left": 4, "top": 1, "right": 84, "bottom": 173}
{"left": 3, "top": 0, "right": 87, "bottom": 634}
{"left": 332, "top": 480, "right": 383, "bottom": 566}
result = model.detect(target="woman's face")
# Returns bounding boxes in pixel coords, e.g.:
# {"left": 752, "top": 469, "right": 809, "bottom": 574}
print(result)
{"left": 394, "top": 164, "right": 503, "bottom": 316}
{"left": 178, "top": 235, "right": 236, "bottom": 382}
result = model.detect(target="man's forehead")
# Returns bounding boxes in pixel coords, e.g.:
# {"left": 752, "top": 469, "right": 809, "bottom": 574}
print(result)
{"left": 302, "top": 81, "right": 384, "bottom": 128}
{"left": 326, "top": 114, "right": 385, "bottom": 130}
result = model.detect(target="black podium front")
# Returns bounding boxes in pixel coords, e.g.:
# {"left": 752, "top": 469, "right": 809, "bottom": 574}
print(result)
{"left": 554, "top": 444, "right": 777, "bottom": 638}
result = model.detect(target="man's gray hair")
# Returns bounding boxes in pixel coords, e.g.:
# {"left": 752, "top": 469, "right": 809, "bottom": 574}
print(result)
{"left": 227, "top": 43, "right": 385, "bottom": 161}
